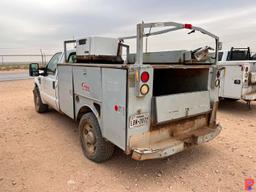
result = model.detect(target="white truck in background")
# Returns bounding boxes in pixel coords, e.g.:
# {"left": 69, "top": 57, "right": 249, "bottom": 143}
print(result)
{"left": 29, "top": 21, "right": 222, "bottom": 162}
{"left": 218, "top": 47, "right": 256, "bottom": 107}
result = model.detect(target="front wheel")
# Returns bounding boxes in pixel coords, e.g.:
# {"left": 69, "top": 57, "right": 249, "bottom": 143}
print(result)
{"left": 79, "top": 112, "right": 114, "bottom": 163}
{"left": 33, "top": 86, "right": 48, "bottom": 113}
{"left": 224, "top": 98, "right": 239, "bottom": 102}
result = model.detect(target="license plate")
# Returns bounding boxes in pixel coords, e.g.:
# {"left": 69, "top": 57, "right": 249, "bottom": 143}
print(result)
{"left": 129, "top": 113, "right": 149, "bottom": 129}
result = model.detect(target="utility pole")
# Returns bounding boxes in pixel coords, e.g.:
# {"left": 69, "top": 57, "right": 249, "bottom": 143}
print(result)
{"left": 40, "top": 49, "right": 44, "bottom": 66}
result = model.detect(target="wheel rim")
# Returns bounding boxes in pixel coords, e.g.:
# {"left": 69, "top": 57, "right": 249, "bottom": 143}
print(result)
{"left": 82, "top": 123, "right": 96, "bottom": 155}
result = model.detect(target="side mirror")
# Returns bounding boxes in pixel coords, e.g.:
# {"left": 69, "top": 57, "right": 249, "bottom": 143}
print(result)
{"left": 29, "top": 63, "right": 39, "bottom": 76}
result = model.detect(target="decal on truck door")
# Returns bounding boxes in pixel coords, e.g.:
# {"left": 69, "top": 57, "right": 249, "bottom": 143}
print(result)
{"left": 81, "top": 82, "right": 90, "bottom": 92}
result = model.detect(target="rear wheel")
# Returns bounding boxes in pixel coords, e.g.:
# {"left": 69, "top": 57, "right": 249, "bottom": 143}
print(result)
{"left": 224, "top": 98, "right": 239, "bottom": 102}
{"left": 33, "top": 86, "right": 48, "bottom": 113}
{"left": 79, "top": 112, "right": 114, "bottom": 163}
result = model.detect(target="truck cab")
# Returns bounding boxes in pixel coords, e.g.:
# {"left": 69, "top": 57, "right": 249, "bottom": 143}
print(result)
{"left": 218, "top": 47, "right": 256, "bottom": 104}
{"left": 29, "top": 22, "right": 222, "bottom": 162}
{"left": 30, "top": 51, "right": 75, "bottom": 112}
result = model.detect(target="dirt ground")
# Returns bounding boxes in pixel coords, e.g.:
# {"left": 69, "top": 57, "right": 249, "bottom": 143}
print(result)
{"left": 0, "top": 65, "right": 28, "bottom": 71}
{"left": 0, "top": 69, "right": 27, "bottom": 73}
{"left": 0, "top": 80, "right": 255, "bottom": 192}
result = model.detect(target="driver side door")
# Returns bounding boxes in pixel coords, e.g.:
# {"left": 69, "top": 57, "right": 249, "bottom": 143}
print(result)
{"left": 40, "top": 52, "right": 62, "bottom": 110}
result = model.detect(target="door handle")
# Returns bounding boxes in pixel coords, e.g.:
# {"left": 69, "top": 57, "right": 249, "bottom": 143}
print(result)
{"left": 234, "top": 80, "right": 241, "bottom": 84}
{"left": 52, "top": 81, "right": 55, "bottom": 89}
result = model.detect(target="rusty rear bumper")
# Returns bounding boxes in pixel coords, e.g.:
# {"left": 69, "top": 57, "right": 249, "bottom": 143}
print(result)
{"left": 131, "top": 124, "right": 222, "bottom": 161}
{"left": 243, "top": 92, "right": 256, "bottom": 101}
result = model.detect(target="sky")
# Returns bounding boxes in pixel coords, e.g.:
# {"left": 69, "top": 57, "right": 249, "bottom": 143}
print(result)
{"left": 0, "top": 0, "right": 256, "bottom": 55}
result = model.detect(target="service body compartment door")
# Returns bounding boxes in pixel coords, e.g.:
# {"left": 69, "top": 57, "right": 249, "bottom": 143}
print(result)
{"left": 102, "top": 68, "right": 127, "bottom": 150}
{"left": 223, "top": 65, "right": 242, "bottom": 99}
{"left": 73, "top": 66, "right": 102, "bottom": 101}
{"left": 155, "top": 91, "right": 210, "bottom": 123}
{"left": 58, "top": 65, "right": 74, "bottom": 119}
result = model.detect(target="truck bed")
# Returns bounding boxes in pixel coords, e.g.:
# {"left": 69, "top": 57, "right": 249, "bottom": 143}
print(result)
{"left": 58, "top": 63, "right": 212, "bottom": 69}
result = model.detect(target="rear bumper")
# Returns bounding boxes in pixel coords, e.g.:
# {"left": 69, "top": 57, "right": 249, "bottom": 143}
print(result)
{"left": 131, "top": 124, "right": 222, "bottom": 161}
{"left": 243, "top": 92, "right": 256, "bottom": 101}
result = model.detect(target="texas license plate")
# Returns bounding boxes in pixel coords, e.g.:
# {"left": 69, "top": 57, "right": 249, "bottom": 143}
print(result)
{"left": 129, "top": 113, "right": 149, "bottom": 129}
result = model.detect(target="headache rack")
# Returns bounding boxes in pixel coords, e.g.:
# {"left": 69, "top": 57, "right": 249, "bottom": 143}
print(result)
{"left": 227, "top": 47, "right": 251, "bottom": 61}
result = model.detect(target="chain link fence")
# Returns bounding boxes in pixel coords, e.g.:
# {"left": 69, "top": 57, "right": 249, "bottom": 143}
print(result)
{"left": 0, "top": 54, "right": 53, "bottom": 66}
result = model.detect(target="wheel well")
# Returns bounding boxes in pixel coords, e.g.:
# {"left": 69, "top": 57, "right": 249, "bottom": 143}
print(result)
{"left": 77, "top": 106, "right": 93, "bottom": 122}
{"left": 93, "top": 103, "right": 101, "bottom": 117}
{"left": 33, "top": 84, "right": 39, "bottom": 94}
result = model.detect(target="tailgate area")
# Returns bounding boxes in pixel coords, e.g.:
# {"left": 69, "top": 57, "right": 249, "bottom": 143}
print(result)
{"left": 155, "top": 91, "right": 210, "bottom": 123}
{"left": 127, "top": 65, "right": 219, "bottom": 160}
{"left": 130, "top": 114, "right": 221, "bottom": 160}
{"left": 153, "top": 67, "right": 211, "bottom": 124}
{"left": 132, "top": 126, "right": 221, "bottom": 161}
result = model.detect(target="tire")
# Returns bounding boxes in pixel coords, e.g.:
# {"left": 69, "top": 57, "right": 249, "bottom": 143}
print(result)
{"left": 224, "top": 98, "right": 239, "bottom": 102}
{"left": 33, "top": 86, "right": 48, "bottom": 113}
{"left": 79, "top": 112, "right": 114, "bottom": 163}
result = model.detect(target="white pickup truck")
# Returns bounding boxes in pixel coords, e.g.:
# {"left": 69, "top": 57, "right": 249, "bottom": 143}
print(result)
{"left": 218, "top": 47, "right": 256, "bottom": 106}
{"left": 29, "top": 21, "right": 222, "bottom": 162}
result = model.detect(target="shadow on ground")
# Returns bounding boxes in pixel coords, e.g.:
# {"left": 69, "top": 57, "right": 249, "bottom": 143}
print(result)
{"left": 219, "top": 99, "right": 256, "bottom": 115}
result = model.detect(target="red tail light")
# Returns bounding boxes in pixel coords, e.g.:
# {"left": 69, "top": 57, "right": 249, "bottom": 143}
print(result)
{"left": 141, "top": 71, "right": 149, "bottom": 82}
{"left": 184, "top": 24, "right": 193, "bottom": 29}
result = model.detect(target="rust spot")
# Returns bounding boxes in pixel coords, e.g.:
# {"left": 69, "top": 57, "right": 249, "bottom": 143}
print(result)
{"left": 130, "top": 114, "right": 209, "bottom": 150}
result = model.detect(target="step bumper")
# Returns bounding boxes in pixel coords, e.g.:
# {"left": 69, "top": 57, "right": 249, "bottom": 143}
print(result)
{"left": 132, "top": 124, "right": 222, "bottom": 161}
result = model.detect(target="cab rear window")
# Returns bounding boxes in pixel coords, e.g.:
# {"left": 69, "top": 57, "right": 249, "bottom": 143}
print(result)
{"left": 227, "top": 51, "right": 250, "bottom": 61}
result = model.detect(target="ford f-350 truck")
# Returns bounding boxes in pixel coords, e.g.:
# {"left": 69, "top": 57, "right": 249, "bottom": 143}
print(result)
{"left": 29, "top": 22, "right": 222, "bottom": 162}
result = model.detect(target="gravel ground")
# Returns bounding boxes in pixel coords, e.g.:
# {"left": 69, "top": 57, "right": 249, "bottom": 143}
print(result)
{"left": 0, "top": 79, "right": 255, "bottom": 192}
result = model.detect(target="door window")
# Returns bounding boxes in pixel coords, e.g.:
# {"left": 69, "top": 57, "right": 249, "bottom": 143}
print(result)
{"left": 227, "top": 50, "right": 250, "bottom": 61}
{"left": 46, "top": 52, "right": 62, "bottom": 75}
